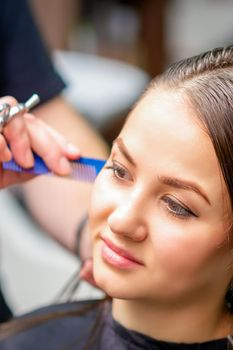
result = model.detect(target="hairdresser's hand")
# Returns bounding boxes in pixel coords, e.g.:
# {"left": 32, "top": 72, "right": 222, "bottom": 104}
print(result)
{"left": 80, "top": 259, "right": 96, "bottom": 286}
{"left": 0, "top": 96, "right": 80, "bottom": 188}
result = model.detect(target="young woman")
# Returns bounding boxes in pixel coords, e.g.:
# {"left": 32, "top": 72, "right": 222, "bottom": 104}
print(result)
{"left": 1, "top": 44, "right": 233, "bottom": 349}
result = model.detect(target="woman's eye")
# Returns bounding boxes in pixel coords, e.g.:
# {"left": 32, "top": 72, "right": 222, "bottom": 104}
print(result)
{"left": 163, "top": 196, "right": 197, "bottom": 219}
{"left": 105, "top": 162, "right": 131, "bottom": 181}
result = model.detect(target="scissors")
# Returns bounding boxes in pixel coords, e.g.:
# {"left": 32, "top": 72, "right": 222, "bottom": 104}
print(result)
{"left": 0, "top": 94, "right": 40, "bottom": 132}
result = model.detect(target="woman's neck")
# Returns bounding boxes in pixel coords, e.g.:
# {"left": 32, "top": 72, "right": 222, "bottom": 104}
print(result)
{"left": 112, "top": 298, "right": 232, "bottom": 343}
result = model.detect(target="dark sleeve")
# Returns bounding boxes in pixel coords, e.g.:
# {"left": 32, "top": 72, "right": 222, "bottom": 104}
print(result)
{"left": 0, "top": 0, "right": 65, "bottom": 104}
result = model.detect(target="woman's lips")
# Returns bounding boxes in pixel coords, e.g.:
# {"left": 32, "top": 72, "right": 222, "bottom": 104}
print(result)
{"left": 101, "top": 237, "right": 144, "bottom": 269}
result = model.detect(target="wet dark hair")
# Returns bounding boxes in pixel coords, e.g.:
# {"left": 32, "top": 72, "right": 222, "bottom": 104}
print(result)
{"left": 151, "top": 45, "right": 233, "bottom": 209}
{"left": 1, "top": 44, "right": 233, "bottom": 344}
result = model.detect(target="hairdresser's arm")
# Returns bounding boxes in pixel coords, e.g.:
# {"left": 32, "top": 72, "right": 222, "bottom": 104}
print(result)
{"left": 20, "top": 95, "right": 109, "bottom": 252}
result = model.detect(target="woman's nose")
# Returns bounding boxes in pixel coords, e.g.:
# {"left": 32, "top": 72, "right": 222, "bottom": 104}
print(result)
{"left": 107, "top": 196, "right": 147, "bottom": 242}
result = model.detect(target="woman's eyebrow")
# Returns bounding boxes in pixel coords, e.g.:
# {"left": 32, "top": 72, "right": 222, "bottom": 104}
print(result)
{"left": 113, "top": 137, "right": 136, "bottom": 166}
{"left": 112, "top": 138, "right": 211, "bottom": 205}
{"left": 158, "top": 175, "right": 211, "bottom": 205}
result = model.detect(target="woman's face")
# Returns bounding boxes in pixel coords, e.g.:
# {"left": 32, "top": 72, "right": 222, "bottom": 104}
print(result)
{"left": 89, "top": 89, "right": 233, "bottom": 305}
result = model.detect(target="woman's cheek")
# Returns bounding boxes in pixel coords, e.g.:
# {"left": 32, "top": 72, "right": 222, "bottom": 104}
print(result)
{"left": 149, "top": 221, "right": 189, "bottom": 270}
{"left": 88, "top": 173, "right": 112, "bottom": 230}
{"left": 149, "top": 218, "right": 222, "bottom": 275}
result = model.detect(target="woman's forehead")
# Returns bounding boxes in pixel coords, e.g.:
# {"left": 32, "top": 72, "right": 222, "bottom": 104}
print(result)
{"left": 123, "top": 90, "right": 205, "bottom": 141}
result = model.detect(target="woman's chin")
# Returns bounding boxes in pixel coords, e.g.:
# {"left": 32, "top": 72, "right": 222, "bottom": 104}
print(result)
{"left": 97, "top": 283, "right": 132, "bottom": 300}
{"left": 93, "top": 268, "right": 137, "bottom": 300}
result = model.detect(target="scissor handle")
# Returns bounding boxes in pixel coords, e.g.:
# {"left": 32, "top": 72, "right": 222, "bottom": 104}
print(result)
{"left": 0, "top": 94, "right": 40, "bottom": 132}
{"left": 0, "top": 103, "right": 11, "bottom": 132}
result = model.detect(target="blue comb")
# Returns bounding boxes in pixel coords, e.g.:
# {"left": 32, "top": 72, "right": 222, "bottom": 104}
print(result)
{"left": 2, "top": 154, "right": 106, "bottom": 182}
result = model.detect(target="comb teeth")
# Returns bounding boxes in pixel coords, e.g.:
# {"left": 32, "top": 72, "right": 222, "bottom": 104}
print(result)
{"left": 2, "top": 155, "right": 106, "bottom": 182}
{"left": 70, "top": 162, "right": 98, "bottom": 182}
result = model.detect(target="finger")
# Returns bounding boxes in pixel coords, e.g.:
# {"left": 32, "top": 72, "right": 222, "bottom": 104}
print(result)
{"left": 40, "top": 120, "right": 80, "bottom": 160}
{"left": 0, "top": 96, "right": 34, "bottom": 167}
{"left": 0, "top": 135, "right": 12, "bottom": 162}
{"left": 3, "top": 115, "right": 34, "bottom": 168}
{"left": 24, "top": 114, "right": 72, "bottom": 175}
{"left": 25, "top": 114, "right": 80, "bottom": 160}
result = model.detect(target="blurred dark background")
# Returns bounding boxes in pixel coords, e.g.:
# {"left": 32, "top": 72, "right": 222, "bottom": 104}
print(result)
{"left": 29, "top": 0, "right": 233, "bottom": 76}
{"left": 28, "top": 0, "right": 233, "bottom": 142}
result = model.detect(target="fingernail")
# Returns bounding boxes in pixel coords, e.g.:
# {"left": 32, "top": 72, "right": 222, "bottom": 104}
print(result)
{"left": 59, "top": 157, "right": 71, "bottom": 174}
{"left": 66, "top": 143, "right": 79, "bottom": 155}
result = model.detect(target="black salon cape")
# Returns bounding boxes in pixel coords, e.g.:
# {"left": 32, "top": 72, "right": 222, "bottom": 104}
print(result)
{"left": 0, "top": 0, "right": 65, "bottom": 323}
{"left": 0, "top": 299, "right": 229, "bottom": 349}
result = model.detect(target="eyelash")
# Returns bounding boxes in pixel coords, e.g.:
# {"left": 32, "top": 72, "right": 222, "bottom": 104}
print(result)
{"left": 105, "top": 162, "right": 130, "bottom": 182}
{"left": 163, "top": 196, "right": 197, "bottom": 220}
{"left": 105, "top": 162, "right": 197, "bottom": 220}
